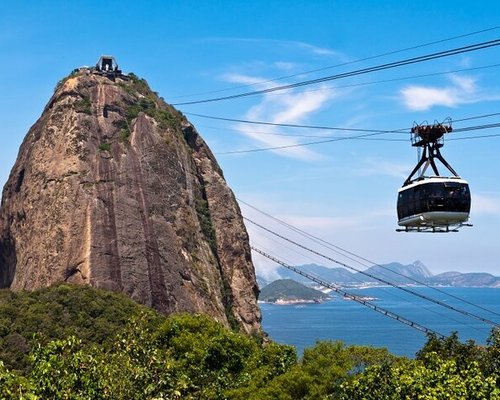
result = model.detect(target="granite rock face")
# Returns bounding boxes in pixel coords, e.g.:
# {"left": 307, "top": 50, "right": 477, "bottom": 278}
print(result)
{"left": 0, "top": 70, "right": 261, "bottom": 333}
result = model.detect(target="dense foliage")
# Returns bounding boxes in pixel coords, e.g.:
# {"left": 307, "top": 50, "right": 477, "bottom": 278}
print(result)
{"left": 0, "top": 284, "right": 499, "bottom": 399}
{"left": 0, "top": 284, "right": 157, "bottom": 372}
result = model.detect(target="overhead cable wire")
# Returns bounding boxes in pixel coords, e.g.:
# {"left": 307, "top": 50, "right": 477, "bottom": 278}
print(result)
{"left": 453, "top": 122, "right": 500, "bottom": 133}
{"left": 333, "top": 133, "right": 500, "bottom": 142}
{"left": 187, "top": 112, "right": 408, "bottom": 133}
{"left": 172, "top": 39, "right": 500, "bottom": 105}
{"left": 189, "top": 111, "right": 500, "bottom": 135}
{"left": 169, "top": 26, "right": 500, "bottom": 100}
{"left": 251, "top": 234, "right": 483, "bottom": 333}
{"left": 448, "top": 132, "right": 500, "bottom": 141}
{"left": 197, "top": 124, "right": 349, "bottom": 139}
{"left": 215, "top": 121, "right": 500, "bottom": 154}
{"left": 246, "top": 216, "right": 499, "bottom": 327}
{"left": 215, "top": 131, "right": 393, "bottom": 154}
{"left": 201, "top": 63, "right": 500, "bottom": 100}
{"left": 251, "top": 246, "right": 446, "bottom": 339}
{"left": 239, "top": 199, "right": 500, "bottom": 320}
{"left": 198, "top": 116, "right": 500, "bottom": 141}
{"left": 241, "top": 198, "right": 500, "bottom": 319}
{"left": 453, "top": 112, "right": 500, "bottom": 123}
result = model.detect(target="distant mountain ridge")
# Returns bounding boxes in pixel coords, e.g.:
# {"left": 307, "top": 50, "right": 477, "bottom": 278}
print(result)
{"left": 262, "top": 261, "right": 500, "bottom": 288}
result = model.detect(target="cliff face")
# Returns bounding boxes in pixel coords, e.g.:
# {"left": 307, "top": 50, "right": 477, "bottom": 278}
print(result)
{"left": 0, "top": 70, "right": 261, "bottom": 333}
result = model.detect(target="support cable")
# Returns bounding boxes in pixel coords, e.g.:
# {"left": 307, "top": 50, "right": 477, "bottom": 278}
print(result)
{"left": 216, "top": 131, "right": 394, "bottom": 154}
{"left": 251, "top": 235, "right": 485, "bottom": 333}
{"left": 245, "top": 217, "right": 499, "bottom": 327}
{"left": 169, "top": 26, "right": 500, "bottom": 100}
{"left": 197, "top": 109, "right": 500, "bottom": 137}
{"left": 239, "top": 200, "right": 500, "bottom": 320}
{"left": 172, "top": 39, "right": 500, "bottom": 105}
{"left": 216, "top": 121, "right": 500, "bottom": 154}
{"left": 186, "top": 112, "right": 408, "bottom": 133}
{"left": 251, "top": 246, "right": 446, "bottom": 339}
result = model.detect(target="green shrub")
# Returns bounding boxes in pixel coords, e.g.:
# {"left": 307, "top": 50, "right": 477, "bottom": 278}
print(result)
{"left": 195, "top": 198, "right": 217, "bottom": 251}
{"left": 98, "top": 142, "right": 111, "bottom": 152}
{"left": 75, "top": 96, "right": 92, "bottom": 115}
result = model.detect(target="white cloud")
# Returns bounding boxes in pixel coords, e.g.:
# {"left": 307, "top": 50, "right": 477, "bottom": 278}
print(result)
{"left": 356, "top": 159, "right": 413, "bottom": 179}
{"left": 200, "top": 37, "right": 343, "bottom": 59}
{"left": 471, "top": 194, "right": 500, "bottom": 216}
{"left": 273, "top": 61, "right": 296, "bottom": 71}
{"left": 293, "top": 42, "right": 340, "bottom": 57}
{"left": 400, "top": 74, "right": 479, "bottom": 111}
{"left": 451, "top": 75, "right": 476, "bottom": 92}
{"left": 221, "top": 73, "right": 269, "bottom": 86}
{"left": 273, "top": 90, "right": 332, "bottom": 124}
{"left": 402, "top": 86, "right": 458, "bottom": 110}
{"left": 223, "top": 73, "right": 338, "bottom": 160}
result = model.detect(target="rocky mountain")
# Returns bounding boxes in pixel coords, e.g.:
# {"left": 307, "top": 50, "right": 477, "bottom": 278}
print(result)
{"left": 0, "top": 66, "right": 261, "bottom": 333}
{"left": 259, "top": 279, "right": 330, "bottom": 303}
{"left": 264, "top": 261, "right": 499, "bottom": 288}
{"left": 354, "top": 261, "right": 433, "bottom": 284}
{"left": 428, "top": 272, "right": 500, "bottom": 288}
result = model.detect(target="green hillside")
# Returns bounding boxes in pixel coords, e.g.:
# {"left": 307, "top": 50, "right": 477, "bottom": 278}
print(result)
{"left": 259, "top": 279, "right": 330, "bottom": 303}
{"left": 0, "top": 283, "right": 158, "bottom": 371}
{"left": 0, "top": 284, "right": 498, "bottom": 399}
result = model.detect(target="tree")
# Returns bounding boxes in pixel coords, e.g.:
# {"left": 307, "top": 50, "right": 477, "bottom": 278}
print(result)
{"left": 339, "top": 353, "right": 499, "bottom": 400}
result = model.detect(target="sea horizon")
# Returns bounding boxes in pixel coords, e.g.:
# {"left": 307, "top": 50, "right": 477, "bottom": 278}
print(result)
{"left": 260, "top": 286, "right": 500, "bottom": 358}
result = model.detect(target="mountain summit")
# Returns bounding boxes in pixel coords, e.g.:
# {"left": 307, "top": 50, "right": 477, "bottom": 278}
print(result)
{"left": 0, "top": 63, "right": 261, "bottom": 333}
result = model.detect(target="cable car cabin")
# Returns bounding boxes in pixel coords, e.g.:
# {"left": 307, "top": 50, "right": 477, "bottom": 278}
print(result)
{"left": 94, "top": 56, "right": 122, "bottom": 78}
{"left": 397, "top": 177, "right": 471, "bottom": 231}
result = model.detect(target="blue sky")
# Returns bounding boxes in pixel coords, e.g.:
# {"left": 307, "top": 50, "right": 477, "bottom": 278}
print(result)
{"left": 1, "top": 1, "right": 500, "bottom": 277}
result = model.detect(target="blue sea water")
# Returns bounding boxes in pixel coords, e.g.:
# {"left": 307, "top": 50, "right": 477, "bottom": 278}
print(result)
{"left": 260, "top": 287, "right": 500, "bottom": 358}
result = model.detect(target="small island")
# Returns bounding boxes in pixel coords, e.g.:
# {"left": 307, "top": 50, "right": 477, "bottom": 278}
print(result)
{"left": 259, "top": 279, "right": 331, "bottom": 304}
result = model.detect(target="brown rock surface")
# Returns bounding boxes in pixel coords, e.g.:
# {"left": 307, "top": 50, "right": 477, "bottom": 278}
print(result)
{"left": 0, "top": 70, "right": 261, "bottom": 333}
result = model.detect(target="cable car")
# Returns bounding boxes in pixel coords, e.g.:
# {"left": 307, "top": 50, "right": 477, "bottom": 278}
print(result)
{"left": 396, "top": 120, "right": 472, "bottom": 232}
{"left": 94, "top": 55, "right": 122, "bottom": 78}
{"left": 397, "top": 177, "right": 471, "bottom": 230}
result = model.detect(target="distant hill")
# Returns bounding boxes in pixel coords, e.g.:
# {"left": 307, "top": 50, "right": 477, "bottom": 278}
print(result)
{"left": 428, "top": 272, "right": 500, "bottom": 288}
{"left": 276, "top": 264, "right": 355, "bottom": 284}
{"left": 260, "top": 261, "right": 500, "bottom": 288}
{"left": 257, "top": 276, "right": 270, "bottom": 289}
{"left": 354, "top": 261, "right": 433, "bottom": 285}
{"left": 259, "top": 279, "right": 330, "bottom": 303}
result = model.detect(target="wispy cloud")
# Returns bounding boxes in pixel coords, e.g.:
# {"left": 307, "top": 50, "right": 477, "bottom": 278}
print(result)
{"left": 471, "top": 194, "right": 500, "bottom": 216}
{"left": 356, "top": 158, "right": 413, "bottom": 179}
{"left": 224, "top": 73, "right": 338, "bottom": 160}
{"left": 399, "top": 74, "right": 500, "bottom": 111}
{"left": 273, "top": 61, "right": 296, "bottom": 71}
{"left": 199, "top": 37, "right": 345, "bottom": 59}
{"left": 222, "top": 73, "right": 269, "bottom": 86}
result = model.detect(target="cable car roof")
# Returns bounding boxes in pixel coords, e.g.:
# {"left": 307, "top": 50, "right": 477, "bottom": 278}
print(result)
{"left": 398, "top": 176, "right": 469, "bottom": 192}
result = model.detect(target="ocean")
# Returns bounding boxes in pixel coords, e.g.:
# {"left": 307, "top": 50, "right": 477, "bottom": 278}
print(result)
{"left": 260, "top": 287, "right": 500, "bottom": 358}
